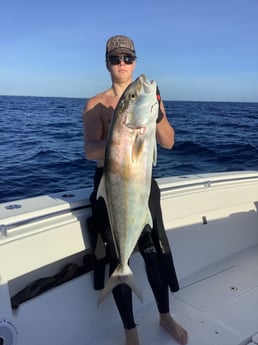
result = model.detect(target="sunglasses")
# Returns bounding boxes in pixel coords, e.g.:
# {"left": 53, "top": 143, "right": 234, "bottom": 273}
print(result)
{"left": 108, "top": 55, "right": 136, "bottom": 65}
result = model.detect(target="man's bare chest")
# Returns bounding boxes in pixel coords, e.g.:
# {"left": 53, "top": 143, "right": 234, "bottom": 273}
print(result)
{"left": 100, "top": 105, "right": 115, "bottom": 138}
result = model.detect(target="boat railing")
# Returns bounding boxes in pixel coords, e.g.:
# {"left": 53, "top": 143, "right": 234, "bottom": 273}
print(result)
{"left": 0, "top": 204, "right": 91, "bottom": 238}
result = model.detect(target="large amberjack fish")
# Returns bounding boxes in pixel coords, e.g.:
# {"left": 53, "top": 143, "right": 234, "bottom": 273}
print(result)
{"left": 97, "top": 74, "right": 159, "bottom": 306}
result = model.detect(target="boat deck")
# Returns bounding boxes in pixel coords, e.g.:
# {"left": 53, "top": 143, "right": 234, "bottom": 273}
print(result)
{"left": 1, "top": 171, "right": 258, "bottom": 345}
{"left": 89, "top": 244, "right": 258, "bottom": 345}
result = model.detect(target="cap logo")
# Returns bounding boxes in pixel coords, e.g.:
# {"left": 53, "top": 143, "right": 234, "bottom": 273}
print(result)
{"left": 106, "top": 35, "right": 136, "bottom": 58}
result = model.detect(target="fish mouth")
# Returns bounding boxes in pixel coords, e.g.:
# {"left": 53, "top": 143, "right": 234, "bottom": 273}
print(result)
{"left": 139, "top": 74, "right": 156, "bottom": 94}
{"left": 125, "top": 122, "right": 147, "bottom": 135}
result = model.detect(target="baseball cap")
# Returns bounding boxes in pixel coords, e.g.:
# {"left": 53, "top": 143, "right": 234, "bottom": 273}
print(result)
{"left": 105, "top": 35, "right": 136, "bottom": 60}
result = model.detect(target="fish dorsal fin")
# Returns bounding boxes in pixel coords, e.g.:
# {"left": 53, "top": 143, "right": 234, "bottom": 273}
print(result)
{"left": 131, "top": 134, "right": 144, "bottom": 163}
{"left": 96, "top": 174, "right": 120, "bottom": 258}
{"left": 96, "top": 174, "right": 106, "bottom": 201}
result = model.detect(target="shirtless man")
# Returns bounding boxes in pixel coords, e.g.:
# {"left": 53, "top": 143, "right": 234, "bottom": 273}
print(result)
{"left": 82, "top": 35, "right": 188, "bottom": 345}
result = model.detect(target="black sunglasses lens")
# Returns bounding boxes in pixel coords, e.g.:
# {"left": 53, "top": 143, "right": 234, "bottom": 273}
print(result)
{"left": 109, "top": 56, "right": 135, "bottom": 65}
{"left": 109, "top": 57, "right": 120, "bottom": 65}
{"left": 124, "top": 56, "right": 134, "bottom": 64}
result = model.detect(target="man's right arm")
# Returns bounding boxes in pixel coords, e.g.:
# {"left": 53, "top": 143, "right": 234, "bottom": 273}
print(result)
{"left": 82, "top": 98, "right": 106, "bottom": 163}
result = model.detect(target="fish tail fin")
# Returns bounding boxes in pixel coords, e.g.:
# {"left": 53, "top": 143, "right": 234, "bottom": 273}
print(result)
{"left": 97, "top": 264, "right": 143, "bottom": 306}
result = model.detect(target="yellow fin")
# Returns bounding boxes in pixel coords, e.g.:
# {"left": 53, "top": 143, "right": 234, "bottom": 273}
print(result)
{"left": 131, "top": 134, "right": 144, "bottom": 163}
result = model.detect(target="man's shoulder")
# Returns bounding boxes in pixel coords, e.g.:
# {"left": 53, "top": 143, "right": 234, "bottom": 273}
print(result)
{"left": 87, "top": 89, "right": 112, "bottom": 108}
{"left": 83, "top": 89, "right": 115, "bottom": 118}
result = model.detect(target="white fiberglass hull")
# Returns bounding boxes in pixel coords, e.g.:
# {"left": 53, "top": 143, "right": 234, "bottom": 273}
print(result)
{"left": 1, "top": 171, "right": 258, "bottom": 345}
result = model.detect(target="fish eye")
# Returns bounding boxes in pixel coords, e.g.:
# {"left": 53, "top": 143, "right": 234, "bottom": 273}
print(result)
{"left": 130, "top": 93, "right": 136, "bottom": 100}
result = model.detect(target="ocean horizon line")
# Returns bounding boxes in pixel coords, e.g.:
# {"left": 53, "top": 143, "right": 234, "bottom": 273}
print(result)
{"left": 1, "top": 94, "right": 257, "bottom": 104}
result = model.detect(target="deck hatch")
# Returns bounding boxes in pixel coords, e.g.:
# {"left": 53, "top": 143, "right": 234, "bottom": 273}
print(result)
{"left": 175, "top": 265, "right": 258, "bottom": 311}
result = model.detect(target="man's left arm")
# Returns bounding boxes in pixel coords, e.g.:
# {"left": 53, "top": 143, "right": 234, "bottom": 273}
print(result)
{"left": 156, "top": 90, "right": 175, "bottom": 149}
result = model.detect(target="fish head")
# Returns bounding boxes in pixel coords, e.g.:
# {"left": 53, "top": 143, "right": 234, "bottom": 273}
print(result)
{"left": 116, "top": 74, "right": 159, "bottom": 131}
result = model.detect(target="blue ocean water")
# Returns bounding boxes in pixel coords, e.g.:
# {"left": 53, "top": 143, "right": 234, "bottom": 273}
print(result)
{"left": 0, "top": 95, "right": 258, "bottom": 203}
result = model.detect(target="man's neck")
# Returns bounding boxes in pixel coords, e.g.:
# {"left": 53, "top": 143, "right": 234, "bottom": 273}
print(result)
{"left": 111, "top": 80, "right": 132, "bottom": 98}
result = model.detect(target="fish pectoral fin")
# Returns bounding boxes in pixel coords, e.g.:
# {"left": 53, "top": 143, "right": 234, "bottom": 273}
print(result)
{"left": 131, "top": 134, "right": 144, "bottom": 163}
{"left": 97, "top": 264, "right": 143, "bottom": 306}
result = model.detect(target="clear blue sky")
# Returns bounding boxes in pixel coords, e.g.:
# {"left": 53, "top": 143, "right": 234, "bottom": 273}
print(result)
{"left": 1, "top": 0, "right": 257, "bottom": 102}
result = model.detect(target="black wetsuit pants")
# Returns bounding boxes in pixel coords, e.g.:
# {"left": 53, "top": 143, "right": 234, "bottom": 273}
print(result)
{"left": 89, "top": 168, "right": 179, "bottom": 330}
